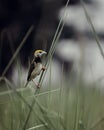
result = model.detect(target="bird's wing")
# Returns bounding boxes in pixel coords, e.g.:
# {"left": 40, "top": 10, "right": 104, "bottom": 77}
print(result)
{"left": 27, "top": 59, "right": 36, "bottom": 81}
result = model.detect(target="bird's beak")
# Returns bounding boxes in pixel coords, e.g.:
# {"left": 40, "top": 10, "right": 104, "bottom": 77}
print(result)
{"left": 42, "top": 51, "right": 47, "bottom": 55}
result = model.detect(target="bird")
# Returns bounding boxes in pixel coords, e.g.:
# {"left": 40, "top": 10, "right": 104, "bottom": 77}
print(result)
{"left": 25, "top": 50, "right": 47, "bottom": 88}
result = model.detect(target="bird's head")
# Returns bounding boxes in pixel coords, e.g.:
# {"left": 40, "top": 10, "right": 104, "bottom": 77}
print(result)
{"left": 34, "top": 50, "right": 47, "bottom": 58}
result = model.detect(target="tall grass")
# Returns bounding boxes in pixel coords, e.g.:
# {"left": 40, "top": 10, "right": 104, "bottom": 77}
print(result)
{"left": 0, "top": 82, "right": 104, "bottom": 130}
{"left": 0, "top": 0, "right": 104, "bottom": 130}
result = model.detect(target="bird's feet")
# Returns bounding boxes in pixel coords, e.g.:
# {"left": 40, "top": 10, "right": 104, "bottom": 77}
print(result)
{"left": 36, "top": 83, "right": 40, "bottom": 88}
{"left": 32, "top": 79, "right": 40, "bottom": 89}
{"left": 41, "top": 66, "right": 47, "bottom": 71}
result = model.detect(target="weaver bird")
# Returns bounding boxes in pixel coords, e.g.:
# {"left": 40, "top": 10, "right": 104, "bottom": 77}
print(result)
{"left": 25, "top": 50, "right": 47, "bottom": 88}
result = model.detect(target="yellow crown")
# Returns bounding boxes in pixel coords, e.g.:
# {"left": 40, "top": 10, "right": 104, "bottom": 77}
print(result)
{"left": 34, "top": 50, "right": 43, "bottom": 54}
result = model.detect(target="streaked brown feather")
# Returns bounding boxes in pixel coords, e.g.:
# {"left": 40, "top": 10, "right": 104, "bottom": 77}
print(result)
{"left": 25, "top": 55, "right": 43, "bottom": 87}
{"left": 27, "top": 57, "right": 41, "bottom": 81}
{"left": 27, "top": 59, "right": 36, "bottom": 81}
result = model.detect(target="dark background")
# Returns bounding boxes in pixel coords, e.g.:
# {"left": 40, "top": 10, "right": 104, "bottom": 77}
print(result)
{"left": 0, "top": 0, "right": 101, "bottom": 81}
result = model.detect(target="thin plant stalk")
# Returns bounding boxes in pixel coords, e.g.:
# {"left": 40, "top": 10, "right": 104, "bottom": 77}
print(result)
{"left": 80, "top": 0, "right": 104, "bottom": 59}
{"left": 57, "top": 63, "right": 63, "bottom": 130}
{"left": 21, "top": 0, "right": 70, "bottom": 129}
{"left": 2, "top": 25, "right": 34, "bottom": 76}
{"left": 0, "top": 77, "right": 32, "bottom": 109}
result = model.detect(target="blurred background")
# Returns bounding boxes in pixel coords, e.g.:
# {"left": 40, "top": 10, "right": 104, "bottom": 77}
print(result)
{"left": 1, "top": 1, "right": 104, "bottom": 130}
{"left": 0, "top": 0, "right": 104, "bottom": 86}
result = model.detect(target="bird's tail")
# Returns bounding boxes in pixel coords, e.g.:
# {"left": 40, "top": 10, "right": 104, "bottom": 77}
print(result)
{"left": 24, "top": 81, "right": 29, "bottom": 87}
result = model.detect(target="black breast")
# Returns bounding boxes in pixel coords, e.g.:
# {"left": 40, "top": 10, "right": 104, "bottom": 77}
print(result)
{"left": 35, "top": 57, "right": 41, "bottom": 63}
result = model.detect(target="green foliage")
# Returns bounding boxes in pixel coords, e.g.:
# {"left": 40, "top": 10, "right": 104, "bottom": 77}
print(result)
{"left": 0, "top": 0, "right": 104, "bottom": 130}
{"left": 0, "top": 83, "right": 104, "bottom": 130}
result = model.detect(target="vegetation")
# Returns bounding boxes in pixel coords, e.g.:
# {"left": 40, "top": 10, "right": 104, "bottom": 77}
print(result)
{"left": 0, "top": 80, "right": 104, "bottom": 130}
{"left": 0, "top": 0, "right": 104, "bottom": 130}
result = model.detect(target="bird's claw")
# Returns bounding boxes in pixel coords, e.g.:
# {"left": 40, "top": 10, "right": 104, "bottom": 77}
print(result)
{"left": 36, "top": 83, "right": 40, "bottom": 88}
{"left": 41, "top": 66, "right": 47, "bottom": 71}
